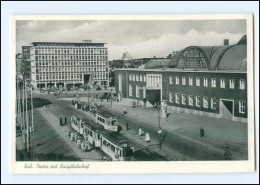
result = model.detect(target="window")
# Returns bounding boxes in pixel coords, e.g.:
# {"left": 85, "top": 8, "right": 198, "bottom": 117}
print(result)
{"left": 169, "top": 76, "right": 173, "bottom": 84}
{"left": 175, "top": 93, "right": 180, "bottom": 104}
{"left": 136, "top": 85, "right": 140, "bottom": 97}
{"left": 211, "top": 98, "right": 217, "bottom": 109}
{"left": 211, "top": 78, "right": 216, "bottom": 87}
{"left": 203, "top": 97, "right": 208, "bottom": 108}
{"left": 220, "top": 78, "right": 225, "bottom": 88}
{"left": 133, "top": 74, "right": 136, "bottom": 81}
{"left": 140, "top": 75, "right": 143, "bottom": 82}
{"left": 129, "top": 84, "right": 132, "bottom": 96}
{"left": 204, "top": 78, "right": 208, "bottom": 87}
{"left": 189, "top": 77, "right": 193, "bottom": 86}
{"left": 229, "top": 79, "right": 235, "bottom": 89}
{"left": 129, "top": 74, "right": 132, "bottom": 81}
{"left": 182, "top": 77, "right": 186, "bottom": 85}
{"left": 176, "top": 76, "right": 179, "bottom": 85}
{"left": 143, "top": 75, "right": 146, "bottom": 82}
{"left": 169, "top": 93, "right": 173, "bottom": 103}
{"left": 239, "top": 101, "right": 246, "bottom": 113}
{"left": 182, "top": 94, "right": 186, "bottom": 105}
{"left": 239, "top": 79, "right": 245, "bottom": 89}
{"left": 136, "top": 74, "right": 139, "bottom": 81}
{"left": 118, "top": 74, "right": 122, "bottom": 92}
{"left": 196, "top": 77, "right": 200, "bottom": 86}
{"left": 188, "top": 95, "right": 193, "bottom": 106}
{"left": 196, "top": 96, "right": 201, "bottom": 107}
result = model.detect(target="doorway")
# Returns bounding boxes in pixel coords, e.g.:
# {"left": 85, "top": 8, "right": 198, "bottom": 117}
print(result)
{"left": 220, "top": 99, "right": 234, "bottom": 120}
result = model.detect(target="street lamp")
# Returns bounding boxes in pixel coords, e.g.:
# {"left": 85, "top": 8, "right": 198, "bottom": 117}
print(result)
{"left": 157, "top": 102, "right": 162, "bottom": 149}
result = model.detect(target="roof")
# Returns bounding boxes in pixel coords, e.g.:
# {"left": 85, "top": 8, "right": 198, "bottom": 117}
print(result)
{"left": 114, "top": 68, "right": 246, "bottom": 73}
{"left": 101, "top": 132, "right": 129, "bottom": 147}
{"left": 83, "top": 120, "right": 105, "bottom": 132}
{"left": 237, "top": 35, "right": 247, "bottom": 45}
{"left": 145, "top": 59, "right": 171, "bottom": 69}
{"left": 31, "top": 42, "right": 106, "bottom": 47}
{"left": 169, "top": 35, "right": 247, "bottom": 71}
{"left": 96, "top": 108, "right": 115, "bottom": 118}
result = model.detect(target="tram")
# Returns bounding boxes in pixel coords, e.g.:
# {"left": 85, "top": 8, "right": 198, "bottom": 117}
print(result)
{"left": 95, "top": 109, "right": 119, "bottom": 132}
{"left": 70, "top": 114, "right": 134, "bottom": 161}
{"left": 100, "top": 132, "right": 134, "bottom": 161}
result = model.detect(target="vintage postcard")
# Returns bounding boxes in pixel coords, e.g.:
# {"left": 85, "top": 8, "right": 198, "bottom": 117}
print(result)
{"left": 11, "top": 14, "right": 255, "bottom": 174}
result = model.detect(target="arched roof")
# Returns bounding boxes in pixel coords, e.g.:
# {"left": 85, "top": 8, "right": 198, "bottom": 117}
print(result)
{"left": 169, "top": 35, "right": 247, "bottom": 70}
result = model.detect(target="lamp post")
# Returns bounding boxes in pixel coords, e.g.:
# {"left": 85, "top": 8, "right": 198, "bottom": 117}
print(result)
{"left": 157, "top": 102, "right": 162, "bottom": 149}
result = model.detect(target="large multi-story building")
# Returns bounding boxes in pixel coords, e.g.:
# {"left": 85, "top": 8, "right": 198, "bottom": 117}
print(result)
{"left": 29, "top": 40, "right": 109, "bottom": 89}
{"left": 15, "top": 53, "right": 23, "bottom": 78}
{"left": 21, "top": 46, "right": 32, "bottom": 81}
{"left": 114, "top": 35, "right": 248, "bottom": 123}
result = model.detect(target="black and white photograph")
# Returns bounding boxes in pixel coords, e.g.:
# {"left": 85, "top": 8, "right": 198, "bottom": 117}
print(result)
{"left": 8, "top": 14, "right": 256, "bottom": 175}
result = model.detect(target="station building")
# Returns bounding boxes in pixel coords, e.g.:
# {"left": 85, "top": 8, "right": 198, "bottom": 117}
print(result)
{"left": 114, "top": 35, "right": 248, "bottom": 123}
{"left": 28, "top": 40, "right": 109, "bottom": 89}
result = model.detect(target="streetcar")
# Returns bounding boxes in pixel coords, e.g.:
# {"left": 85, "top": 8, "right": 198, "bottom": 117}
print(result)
{"left": 95, "top": 109, "right": 119, "bottom": 132}
{"left": 84, "top": 120, "right": 104, "bottom": 148}
{"left": 71, "top": 115, "right": 84, "bottom": 135}
{"left": 100, "top": 132, "right": 134, "bottom": 161}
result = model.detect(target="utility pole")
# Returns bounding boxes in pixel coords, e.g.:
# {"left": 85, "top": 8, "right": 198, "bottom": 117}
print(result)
{"left": 25, "top": 83, "right": 30, "bottom": 153}
{"left": 110, "top": 88, "right": 112, "bottom": 108}
{"left": 157, "top": 102, "right": 162, "bottom": 149}
{"left": 22, "top": 81, "right": 25, "bottom": 134}
{"left": 31, "top": 85, "right": 34, "bottom": 132}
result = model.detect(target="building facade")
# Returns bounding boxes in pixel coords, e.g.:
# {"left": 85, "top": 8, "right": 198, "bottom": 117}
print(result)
{"left": 29, "top": 41, "right": 109, "bottom": 89}
{"left": 16, "top": 53, "right": 23, "bottom": 78}
{"left": 22, "top": 46, "right": 32, "bottom": 81}
{"left": 114, "top": 36, "right": 248, "bottom": 123}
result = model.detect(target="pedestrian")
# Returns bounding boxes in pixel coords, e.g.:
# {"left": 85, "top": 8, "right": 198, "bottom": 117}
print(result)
{"left": 224, "top": 143, "right": 232, "bottom": 160}
{"left": 64, "top": 117, "right": 67, "bottom": 125}
{"left": 123, "top": 108, "right": 127, "bottom": 114}
{"left": 60, "top": 117, "right": 63, "bottom": 126}
{"left": 143, "top": 98, "right": 147, "bottom": 106}
{"left": 200, "top": 127, "right": 204, "bottom": 137}
{"left": 126, "top": 122, "right": 129, "bottom": 131}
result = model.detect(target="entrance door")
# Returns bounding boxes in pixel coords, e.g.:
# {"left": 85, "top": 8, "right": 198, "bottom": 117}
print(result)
{"left": 220, "top": 100, "right": 233, "bottom": 120}
{"left": 83, "top": 74, "right": 91, "bottom": 85}
{"left": 146, "top": 89, "right": 160, "bottom": 107}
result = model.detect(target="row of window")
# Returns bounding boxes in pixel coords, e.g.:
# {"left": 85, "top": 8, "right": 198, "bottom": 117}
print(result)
{"left": 36, "top": 55, "right": 107, "bottom": 60}
{"left": 169, "top": 76, "right": 246, "bottom": 89}
{"left": 35, "top": 49, "right": 107, "bottom": 55}
{"left": 129, "top": 74, "right": 146, "bottom": 82}
{"left": 36, "top": 74, "right": 107, "bottom": 81}
{"left": 36, "top": 61, "right": 107, "bottom": 66}
{"left": 168, "top": 93, "right": 246, "bottom": 114}
{"left": 37, "top": 67, "right": 106, "bottom": 73}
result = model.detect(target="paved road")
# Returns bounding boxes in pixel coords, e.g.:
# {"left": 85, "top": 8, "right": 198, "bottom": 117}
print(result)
{"left": 34, "top": 94, "right": 168, "bottom": 161}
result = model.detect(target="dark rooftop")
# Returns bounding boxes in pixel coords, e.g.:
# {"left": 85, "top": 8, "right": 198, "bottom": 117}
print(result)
{"left": 31, "top": 42, "right": 106, "bottom": 47}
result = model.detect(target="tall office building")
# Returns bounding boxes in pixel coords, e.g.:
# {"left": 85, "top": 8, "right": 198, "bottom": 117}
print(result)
{"left": 29, "top": 40, "right": 109, "bottom": 89}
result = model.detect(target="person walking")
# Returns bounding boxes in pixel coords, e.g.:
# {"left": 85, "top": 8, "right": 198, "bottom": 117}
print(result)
{"left": 60, "top": 117, "right": 63, "bottom": 126}
{"left": 224, "top": 143, "right": 232, "bottom": 160}
{"left": 126, "top": 122, "right": 129, "bottom": 131}
{"left": 200, "top": 127, "right": 204, "bottom": 137}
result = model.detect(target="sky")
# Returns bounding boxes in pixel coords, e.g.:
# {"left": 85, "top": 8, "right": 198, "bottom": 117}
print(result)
{"left": 16, "top": 20, "right": 246, "bottom": 60}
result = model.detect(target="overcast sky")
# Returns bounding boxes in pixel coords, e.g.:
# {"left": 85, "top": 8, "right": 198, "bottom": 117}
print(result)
{"left": 16, "top": 20, "right": 246, "bottom": 60}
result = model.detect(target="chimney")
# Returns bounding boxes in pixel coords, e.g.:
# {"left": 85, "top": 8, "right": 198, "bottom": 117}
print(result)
{"left": 224, "top": 39, "right": 229, "bottom": 46}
